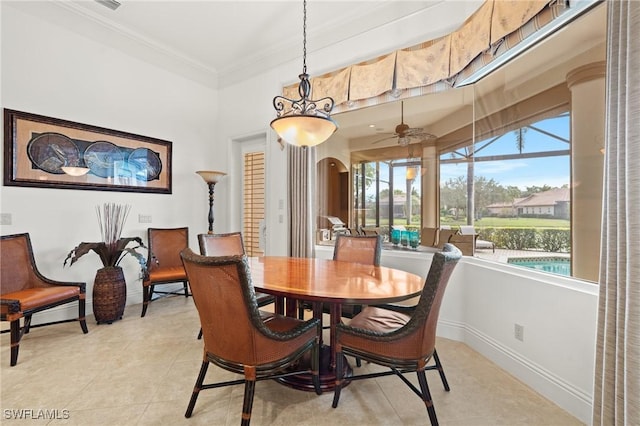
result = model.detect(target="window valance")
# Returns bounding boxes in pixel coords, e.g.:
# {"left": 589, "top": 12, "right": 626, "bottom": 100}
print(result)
{"left": 281, "top": 0, "right": 565, "bottom": 114}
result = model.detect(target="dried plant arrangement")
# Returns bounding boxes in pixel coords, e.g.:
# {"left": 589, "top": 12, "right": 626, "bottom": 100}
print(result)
{"left": 64, "top": 203, "right": 148, "bottom": 276}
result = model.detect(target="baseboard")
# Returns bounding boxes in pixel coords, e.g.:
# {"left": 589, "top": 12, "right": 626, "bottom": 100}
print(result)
{"left": 438, "top": 319, "right": 592, "bottom": 424}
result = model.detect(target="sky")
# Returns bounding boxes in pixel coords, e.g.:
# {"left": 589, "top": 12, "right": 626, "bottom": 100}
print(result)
{"left": 440, "top": 114, "right": 570, "bottom": 190}
{"left": 363, "top": 114, "right": 571, "bottom": 196}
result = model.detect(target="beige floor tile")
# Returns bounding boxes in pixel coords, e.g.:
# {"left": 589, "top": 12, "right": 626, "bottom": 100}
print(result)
{"left": 1, "top": 295, "right": 583, "bottom": 425}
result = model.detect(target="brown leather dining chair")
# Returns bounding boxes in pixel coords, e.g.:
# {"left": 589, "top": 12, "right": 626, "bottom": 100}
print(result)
{"left": 332, "top": 234, "right": 382, "bottom": 317}
{"left": 332, "top": 243, "right": 462, "bottom": 426}
{"left": 141, "top": 227, "right": 190, "bottom": 317}
{"left": 299, "top": 234, "right": 382, "bottom": 320}
{"left": 1, "top": 233, "right": 88, "bottom": 366}
{"left": 181, "top": 250, "right": 321, "bottom": 425}
{"left": 195, "top": 232, "right": 275, "bottom": 339}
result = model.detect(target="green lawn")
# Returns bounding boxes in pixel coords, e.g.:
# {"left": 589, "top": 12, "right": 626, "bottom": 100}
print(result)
{"left": 363, "top": 216, "right": 570, "bottom": 229}
{"left": 441, "top": 217, "right": 570, "bottom": 228}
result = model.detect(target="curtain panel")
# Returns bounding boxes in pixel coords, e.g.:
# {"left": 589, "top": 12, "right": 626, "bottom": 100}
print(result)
{"left": 287, "top": 145, "right": 316, "bottom": 258}
{"left": 592, "top": 1, "right": 640, "bottom": 425}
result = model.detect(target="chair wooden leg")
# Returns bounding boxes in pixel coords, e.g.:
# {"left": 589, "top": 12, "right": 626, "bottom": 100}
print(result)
{"left": 141, "top": 286, "right": 150, "bottom": 317}
{"left": 311, "top": 340, "right": 322, "bottom": 395}
{"left": 79, "top": 298, "right": 89, "bottom": 334}
{"left": 432, "top": 349, "right": 449, "bottom": 391}
{"left": 24, "top": 315, "right": 32, "bottom": 334}
{"left": 241, "top": 379, "right": 256, "bottom": 426}
{"left": 332, "top": 348, "right": 345, "bottom": 408}
{"left": 9, "top": 320, "right": 21, "bottom": 366}
{"left": 417, "top": 370, "right": 438, "bottom": 426}
{"left": 185, "top": 361, "right": 209, "bottom": 418}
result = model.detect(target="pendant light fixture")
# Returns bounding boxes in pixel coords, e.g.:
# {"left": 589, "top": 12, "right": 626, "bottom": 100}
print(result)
{"left": 270, "top": 0, "right": 337, "bottom": 148}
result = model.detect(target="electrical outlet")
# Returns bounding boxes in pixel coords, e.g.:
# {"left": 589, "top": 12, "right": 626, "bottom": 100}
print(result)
{"left": 138, "top": 214, "right": 152, "bottom": 223}
{"left": 514, "top": 323, "right": 524, "bottom": 342}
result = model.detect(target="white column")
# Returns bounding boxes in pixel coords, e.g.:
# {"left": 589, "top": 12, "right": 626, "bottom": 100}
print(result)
{"left": 566, "top": 61, "right": 605, "bottom": 282}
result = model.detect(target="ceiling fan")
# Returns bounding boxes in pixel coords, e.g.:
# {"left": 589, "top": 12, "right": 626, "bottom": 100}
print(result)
{"left": 372, "top": 100, "right": 436, "bottom": 146}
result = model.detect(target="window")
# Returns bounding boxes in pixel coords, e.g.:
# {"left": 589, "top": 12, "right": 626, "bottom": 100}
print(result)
{"left": 243, "top": 151, "right": 265, "bottom": 256}
{"left": 352, "top": 157, "right": 421, "bottom": 235}
{"left": 440, "top": 112, "right": 571, "bottom": 274}
{"left": 319, "top": 3, "right": 604, "bottom": 281}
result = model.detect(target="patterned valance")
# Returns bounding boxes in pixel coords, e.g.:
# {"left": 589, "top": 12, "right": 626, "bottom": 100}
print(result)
{"left": 348, "top": 52, "right": 396, "bottom": 101}
{"left": 450, "top": 0, "right": 494, "bottom": 75}
{"left": 490, "top": 0, "right": 551, "bottom": 44}
{"left": 396, "top": 36, "right": 451, "bottom": 90}
{"left": 311, "top": 67, "right": 350, "bottom": 106}
{"left": 279, "top": 0, "right": 564, "bottom": 114}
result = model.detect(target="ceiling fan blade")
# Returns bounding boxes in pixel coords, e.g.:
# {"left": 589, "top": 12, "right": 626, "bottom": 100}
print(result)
{"left": 405, "top": 127, "right": 425, "bottom": 134}
{"left": 371, "top": 134, "right": 397, "bottom": 145}
{"left": 409, "top": 131, "right": 437, "bottom": 140}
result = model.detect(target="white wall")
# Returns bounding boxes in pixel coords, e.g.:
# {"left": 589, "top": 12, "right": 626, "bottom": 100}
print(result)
{"left": 0, "top": 4, "right": 220, "bottom": 314}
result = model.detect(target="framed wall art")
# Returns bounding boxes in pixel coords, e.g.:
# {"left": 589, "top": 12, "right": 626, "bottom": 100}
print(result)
{"left": 3, "top": 109, "right": 172, "bottom": 194}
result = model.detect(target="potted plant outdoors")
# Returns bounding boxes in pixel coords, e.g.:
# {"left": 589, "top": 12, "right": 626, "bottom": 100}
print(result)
{"left": 64, "top": 203, "right": 148, "bottom": 324}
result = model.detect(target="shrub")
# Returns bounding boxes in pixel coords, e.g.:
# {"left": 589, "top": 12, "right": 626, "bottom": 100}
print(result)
{"left": 538, "top": 228, "right": 571, "bottom": 252}
{"left": 475, "top": 227, "right": 570, "bottom": 251}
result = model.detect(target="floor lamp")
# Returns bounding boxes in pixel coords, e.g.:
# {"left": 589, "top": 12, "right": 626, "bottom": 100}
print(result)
{"left": 196, "top": 171, "right": 227, "bottom": 234}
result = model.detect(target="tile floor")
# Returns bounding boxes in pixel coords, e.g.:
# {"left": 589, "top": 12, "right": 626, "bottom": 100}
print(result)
{"left": 1, "top": 296, "right": 583, "bottom": 425}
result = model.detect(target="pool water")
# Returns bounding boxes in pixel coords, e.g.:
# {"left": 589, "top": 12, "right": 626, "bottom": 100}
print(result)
{"left": 507, "top": 256, "right": 571, "bottom": 276}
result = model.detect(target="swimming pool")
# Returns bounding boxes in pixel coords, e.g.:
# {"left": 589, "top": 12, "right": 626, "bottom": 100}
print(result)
{"left": 507, "top": 256, "right": 571, "bottom": 276}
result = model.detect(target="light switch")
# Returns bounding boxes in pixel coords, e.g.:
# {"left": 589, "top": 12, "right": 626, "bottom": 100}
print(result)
{"left": 138, "top": 214, "right": 152, "bottom": 223}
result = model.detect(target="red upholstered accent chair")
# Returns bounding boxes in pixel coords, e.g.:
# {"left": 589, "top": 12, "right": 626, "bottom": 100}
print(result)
{"left": 332, "top": 243, "right": 462, "bottom": 426}
{"left": 195, "top": 232, "right": 274, "bottom": 339}
{"left": 181, "top": 250, "right": 321, "bottom": 425}
{"left": 141, "top": 227, "right": 190, "bottom": 317}
{"left": 1, "top": 233, "right": 88, "bottom": 366}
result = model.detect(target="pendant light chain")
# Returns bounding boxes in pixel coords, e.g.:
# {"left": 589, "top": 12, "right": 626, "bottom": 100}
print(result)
{"left": 270, "top": 0, "right": 337, "bottom": 147}
{"left": 302, "top": 0, "right": 307, "bottom": 75}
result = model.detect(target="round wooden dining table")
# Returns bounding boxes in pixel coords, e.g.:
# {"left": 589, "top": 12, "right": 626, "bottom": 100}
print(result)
{"left": 247, "top": 256, "right": 425, "bottom": 391}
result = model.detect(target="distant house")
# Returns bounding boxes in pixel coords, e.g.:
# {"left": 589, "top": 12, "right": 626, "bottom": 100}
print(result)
{"left": 376, "top": 194, "right": 407, "bottom": 218}
{"left": 485, "top": 198, "right": 526, "bottom": 217}
{"left": 376, "top": 193, "right": 420, "bottom": 218}
{"left": 486, "top": 188, "right": 570, "bottom": 219}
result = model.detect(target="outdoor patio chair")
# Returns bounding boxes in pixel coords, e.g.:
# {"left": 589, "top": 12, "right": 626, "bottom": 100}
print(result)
{"left": 459, "top": 225, "right": 495, "bottom": 252}
{"left": 421, "top": 227, "right": 439, "bottom": 247}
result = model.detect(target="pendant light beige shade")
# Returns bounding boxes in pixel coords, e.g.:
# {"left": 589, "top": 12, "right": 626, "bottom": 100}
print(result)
{"left": 270, "top": 115, "right": 337, "bottom": 147}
